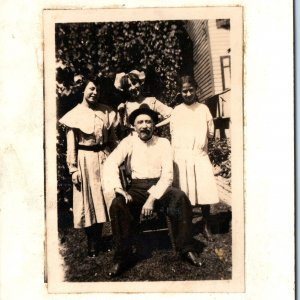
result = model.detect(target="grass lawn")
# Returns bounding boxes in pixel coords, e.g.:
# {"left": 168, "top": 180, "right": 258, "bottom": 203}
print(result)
{"left": 58, "top": 202, "right": 231, "bottom": 282}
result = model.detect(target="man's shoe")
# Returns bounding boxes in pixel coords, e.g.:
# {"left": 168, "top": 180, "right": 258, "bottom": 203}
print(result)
{"left": 108, "top": 262, "right": 124, "bottom": 278}
{"left": 183, "top": 251, "right": 203, "bottom": 267}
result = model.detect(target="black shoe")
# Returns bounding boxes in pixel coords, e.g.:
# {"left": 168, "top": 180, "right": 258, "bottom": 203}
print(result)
{"left": 87, "top": 249, "right": 98, "bottom": 258}
{"left": 108, "top": 262, "right": 124, "bottom": 278}
{"left": 99, "top": 243, "right": 112, "bottom": 253}
{"left": 183, "top": 252, "right": 203, "bottom": 267}
{"left": 87, "top": 248, "right": 98, "bottom": 258}
{"left": 87, "top": 241, "right": 99, "bottom": 258}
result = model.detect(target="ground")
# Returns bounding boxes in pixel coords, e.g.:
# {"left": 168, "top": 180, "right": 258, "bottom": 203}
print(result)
{"left": 58, "top": 200, "right": 232, "bottom": 282}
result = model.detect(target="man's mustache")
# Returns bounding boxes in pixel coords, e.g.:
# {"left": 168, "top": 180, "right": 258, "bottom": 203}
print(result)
{"left": 140, "top": 129, "right": 151, "bottom": 133}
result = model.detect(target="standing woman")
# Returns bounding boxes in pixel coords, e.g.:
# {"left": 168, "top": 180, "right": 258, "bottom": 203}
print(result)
{"left": 170, "top": 75, "right": 219, "bottom": 241}
{"left": 114, "top": 70, "right": 173, "bottom": 136}
{"left": 59, "top": 76, "right": 118, "bottom": 257}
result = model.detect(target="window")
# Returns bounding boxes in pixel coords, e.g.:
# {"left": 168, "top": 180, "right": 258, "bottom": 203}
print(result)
{"left": 220, "top": 56, "right": 231, "bottom": 90}
{"left": 216, "top": 19, "right": 230, "bottom": 30}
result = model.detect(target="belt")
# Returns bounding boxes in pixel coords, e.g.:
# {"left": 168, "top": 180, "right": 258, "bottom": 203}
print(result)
{"left": 131, "top": 178, "right": 160, "bottom": 185}
{"left": 77, "top": 144, "right": 107, "bottom": 152}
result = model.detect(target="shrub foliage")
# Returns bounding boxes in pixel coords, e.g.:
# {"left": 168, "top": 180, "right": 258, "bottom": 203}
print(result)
{"left": 208, "top": 138, "right": 231, "bottom": 179}
{"left": 55, "top": 21, "right": 193, "bottom": 106}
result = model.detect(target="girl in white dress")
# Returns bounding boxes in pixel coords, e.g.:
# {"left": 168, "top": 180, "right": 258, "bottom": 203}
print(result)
{"left": 59, "top": 77, "right": 118, "bottom": 257}
{"left": 170, "top": 75, "right": 219, "bottom": 241}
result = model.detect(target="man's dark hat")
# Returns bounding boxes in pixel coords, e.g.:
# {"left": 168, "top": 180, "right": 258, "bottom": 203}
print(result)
{"left": 128, "top": 104, "right": 159, "bottom": 125}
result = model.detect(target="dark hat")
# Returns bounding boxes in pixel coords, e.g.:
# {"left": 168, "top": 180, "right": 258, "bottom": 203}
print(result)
{"left": 128, "top": 104, "right": 159, "bottom": 125}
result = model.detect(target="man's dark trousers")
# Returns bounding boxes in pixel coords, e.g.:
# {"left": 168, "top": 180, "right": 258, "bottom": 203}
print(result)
{"left": 109, "top": 178, "right": 195, "bottom": 263}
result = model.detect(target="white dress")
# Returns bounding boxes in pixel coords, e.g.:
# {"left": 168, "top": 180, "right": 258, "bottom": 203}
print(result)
{"left": 59, "top": 103, "right": 117, "bottom": 228}
{"left": 170, "top": 102, "right": 219, "bottom": 206}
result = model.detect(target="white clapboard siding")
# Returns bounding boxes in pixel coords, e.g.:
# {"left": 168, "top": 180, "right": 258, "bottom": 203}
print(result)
{"left": 185, "top": 20, "right": 214, "bottom": 102}
{"left": 207, "top": 19, "right": 231, "bottom": 94}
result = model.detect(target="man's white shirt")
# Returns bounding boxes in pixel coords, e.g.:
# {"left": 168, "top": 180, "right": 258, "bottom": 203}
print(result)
{"left": 103, "top": 134, "right": 173, "bottom": 200}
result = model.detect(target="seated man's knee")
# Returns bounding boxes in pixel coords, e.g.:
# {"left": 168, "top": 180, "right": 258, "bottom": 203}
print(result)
{"left": 169, "top": 187, "right": 190, "bottom": 203}
{"left": 110, "top": 195, "right": 126, "bottom": 214}
{"left": 166, "top": 188, "right": 192, "bottom": 215}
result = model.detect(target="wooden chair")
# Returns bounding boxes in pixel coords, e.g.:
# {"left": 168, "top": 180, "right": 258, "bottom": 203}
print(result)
{"left": 119, "top": 164, "right": 176, "bottom": 252}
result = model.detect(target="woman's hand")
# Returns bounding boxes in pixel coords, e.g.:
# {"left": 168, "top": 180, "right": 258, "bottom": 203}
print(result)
{"left": 155, "top": 117, "right": 171, "bottom": 128}
{"left": 71, "top": 170, "right": 82, "bottom": 190}
{"left": 207, "top": 119, "right": 215, "bottom": 138}
{"left": 114, "top": 187, "right": 133, "bottom": 203}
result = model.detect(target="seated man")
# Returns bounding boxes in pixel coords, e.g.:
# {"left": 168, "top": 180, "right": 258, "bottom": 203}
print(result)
{"left": 103, "top": 104, "right": 203, "bottom": 277}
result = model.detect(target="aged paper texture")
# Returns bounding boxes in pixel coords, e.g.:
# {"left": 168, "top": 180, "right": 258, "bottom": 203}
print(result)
{"left": 44, "top": 7, "right": 243, "bottom": 293}
{"left": 0, "top": 0, "right": 294, "bottom": 299}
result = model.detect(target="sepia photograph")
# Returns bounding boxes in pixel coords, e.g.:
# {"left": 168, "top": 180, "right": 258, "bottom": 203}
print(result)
{"left": 44, "top": 7, "right": 244, "bottom": 293}
{"left": 0, "top": 0, "right": 294, "bottom": 298}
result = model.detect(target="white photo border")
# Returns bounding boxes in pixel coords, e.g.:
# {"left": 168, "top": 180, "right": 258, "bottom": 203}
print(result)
{"left": 44, "top": 6, "right": 244, "bottom": 293}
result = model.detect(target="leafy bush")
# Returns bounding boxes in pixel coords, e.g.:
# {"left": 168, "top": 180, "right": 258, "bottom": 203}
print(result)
{"left": 208, "top": 138, "right": 231, "bottom": 179}
{"left": 55, "top": 21, "right": 193, "bottom": 106}
{"left": 57, "top": 123, "right": 73, "bottom": 227}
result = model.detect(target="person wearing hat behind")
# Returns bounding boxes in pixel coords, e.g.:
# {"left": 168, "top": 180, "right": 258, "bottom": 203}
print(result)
{"left": 114, "top": 70, "right": 173, "bottom": 137}
{"left": 103, "top": 103, "right": 203, "bottom": 278}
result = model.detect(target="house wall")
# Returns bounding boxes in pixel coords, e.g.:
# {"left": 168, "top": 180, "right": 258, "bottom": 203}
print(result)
{"left": 185, "top": 20, "right": 214, "bottom": 102}
{"left": 207, "top": 19, "right": 231, "bottom": 94}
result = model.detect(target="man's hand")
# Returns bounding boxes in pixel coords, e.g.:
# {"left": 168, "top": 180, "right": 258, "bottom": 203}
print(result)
{"left": 141, "top": 195, "right": 156, "bottom": 217}
{"left": 114, "top": 187, "right": 133, "bottom": 203}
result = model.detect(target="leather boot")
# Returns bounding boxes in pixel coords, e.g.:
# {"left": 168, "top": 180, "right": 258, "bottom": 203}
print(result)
{"left": 93, "top": 223, "right": 112, "bottom": 253}
{"left": 201, "top": 205, "right": 213, "bottom": 242}
{"left": 203, "top": 220, "right": 213, "bottom": 242}
{"left": 85, "top": 226, "right": 98, "bottom": 258}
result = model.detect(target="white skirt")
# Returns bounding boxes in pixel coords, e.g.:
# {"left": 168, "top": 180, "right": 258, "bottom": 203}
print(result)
{"left": 173, "top": 150, "right": 219, "bottom": 206}
{"left": 72, "top": 149, "right": 109, "bottom": 228}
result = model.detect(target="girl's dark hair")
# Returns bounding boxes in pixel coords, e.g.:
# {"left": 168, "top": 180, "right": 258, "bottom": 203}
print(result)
{"left": 178, "top": 75, "right": 198, "bottom": 90}
{"left": 119, "top": 73, "right": 141, "bottom": 91}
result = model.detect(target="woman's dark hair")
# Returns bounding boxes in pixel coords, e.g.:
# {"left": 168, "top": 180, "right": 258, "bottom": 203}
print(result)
{"left": 82, "top": 74, "right": 100, "bottom": 88}
{"left": 119, "top": 73, "right": 141, "bottom": 92}
{"left": 178, "top": 75, "right": 198, "bottom": 90}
